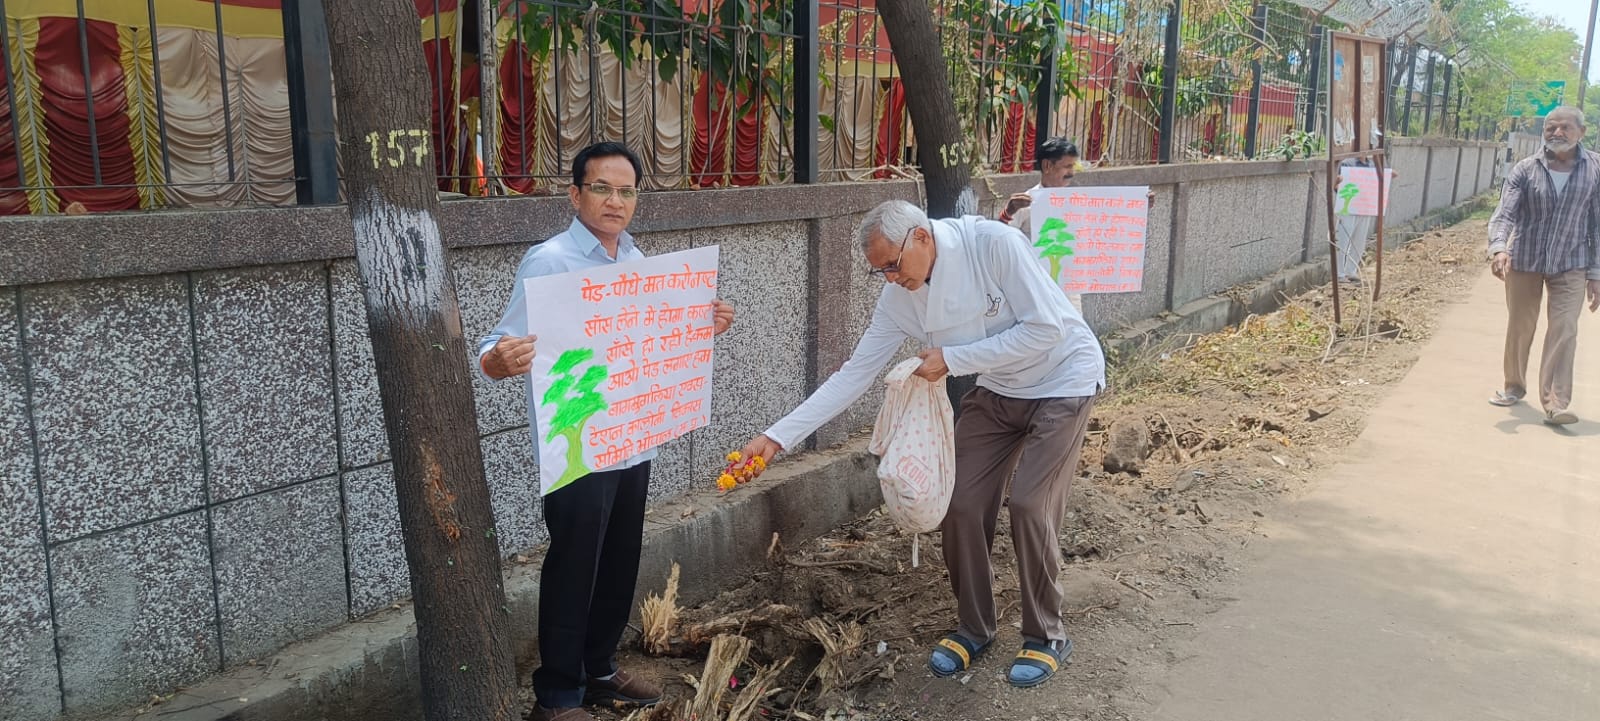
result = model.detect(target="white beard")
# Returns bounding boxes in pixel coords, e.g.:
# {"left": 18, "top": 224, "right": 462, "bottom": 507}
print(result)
{"left": 1545, "top": 139, "right": 1578, "bottom": 154}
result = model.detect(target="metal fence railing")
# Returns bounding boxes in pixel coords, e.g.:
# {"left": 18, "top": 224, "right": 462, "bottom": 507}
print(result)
{"left": 1051, "top": 0, "right": 1165, "bottom": 165}
{"left": 815, "top": 0, "right": 903, "bottom": 181}
{"left": 1166, "top": 0, "right": 1258, "bottom": 160}
{"left": 1388, "top": 37, "right": 1489, "bottom": 142}
{"left": 0, "top": 0, "right": 299, "bottom": 215}
{"left": 471, "top": 0, "right": 800, "bottom": 192}
{"left": 1, "top": 0, "right": 1494, "bottom": 215}
{"left": 934, "top": 0, "right": 1057, "bottom": 173}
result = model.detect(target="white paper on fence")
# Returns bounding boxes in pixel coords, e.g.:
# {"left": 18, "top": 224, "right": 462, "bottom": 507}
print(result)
{"left": 1335, "top": 167, "right": 1396, "bottom": 217}
{"left": 869, "top": 358, "right": 957, "bottom": 545}
{"left": 524, "top": 246, "right": 720, "bottom": 495}
{"left": 1027, "top": 185, "right": 1151, "bottom": 295}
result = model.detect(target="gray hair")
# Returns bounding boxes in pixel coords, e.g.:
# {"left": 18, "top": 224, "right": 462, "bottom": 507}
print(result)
{"left": 856, "top": 199, "right": 928, "bottom": 254}
{"left": 1546, "top": 105, "right": 1586, "bottom": 130}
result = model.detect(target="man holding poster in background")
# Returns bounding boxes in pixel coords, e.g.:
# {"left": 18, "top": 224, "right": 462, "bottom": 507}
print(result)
{"left": 998, "top": 137, "right": 1155, "bottom": 312}
{"left": 1331, "top": 158, "right": 1396, "bottom": 286}
{"left": 478, "top": 142, "right": 735, "bottom": 721}
{"left": 999, "top": 138, "right": 1086, "bottom": 312}
{"left": 1026, "top": 183, "right": 1152, "bottom": 297}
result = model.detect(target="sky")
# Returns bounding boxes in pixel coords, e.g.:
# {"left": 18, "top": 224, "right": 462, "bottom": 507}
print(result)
{"left": 1515, "top": 0, "right": 1600, "bottom": 83}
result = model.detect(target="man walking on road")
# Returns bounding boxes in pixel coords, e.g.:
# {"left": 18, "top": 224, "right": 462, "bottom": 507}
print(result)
{"left": 741, "top": 199, "right": 1105, "bottom": 690}
{"left": 479, "top": 141, "right": 735, "bottom": 721}
{"left": 1487, "top": 106, "right": 1600, "bottom": 424}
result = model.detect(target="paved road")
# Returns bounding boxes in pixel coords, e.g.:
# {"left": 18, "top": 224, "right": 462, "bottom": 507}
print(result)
{"left": 1144, "top": 270, "right": 1600, "bottom": 721}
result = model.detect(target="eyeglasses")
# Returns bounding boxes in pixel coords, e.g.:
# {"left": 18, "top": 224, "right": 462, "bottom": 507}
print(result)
{"left": 867, "top": 226, "right": 920, "bottom": 278}
{"left": 579, "top": 181, "right": 639, "bottom": 200}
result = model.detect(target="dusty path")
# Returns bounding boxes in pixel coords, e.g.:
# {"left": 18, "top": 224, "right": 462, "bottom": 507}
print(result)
{"left": 1141, "top": 269, "right": 1600, "bottom": 721}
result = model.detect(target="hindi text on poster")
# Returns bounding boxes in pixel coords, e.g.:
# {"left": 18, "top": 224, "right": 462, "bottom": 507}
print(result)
{"left": 524, "top": 246, "right": 719, "bottom": 495}
{"left": 1027, "top": 186, "right": 1151, "bottom": 294}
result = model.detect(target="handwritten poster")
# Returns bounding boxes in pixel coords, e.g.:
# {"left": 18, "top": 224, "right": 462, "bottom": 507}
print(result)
{"left": 1335, "top": 167, "right": 1395, "bottom": 217}
{"left": 1027, "top": 186, "right": 1151, "bottom": 294}
{"left": 524, "top": 246, "right": 719, "bottom": 495}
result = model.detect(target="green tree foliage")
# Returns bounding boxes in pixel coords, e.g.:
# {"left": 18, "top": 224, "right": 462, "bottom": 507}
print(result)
{"left": 1431, "top": 0, "right": 1583, "bottom": 136}
{"left": 515, "top": 0, "right": 792, "bottom": 123}
{"left": 939, "top": 0, "right": 1083, "bottom": 140}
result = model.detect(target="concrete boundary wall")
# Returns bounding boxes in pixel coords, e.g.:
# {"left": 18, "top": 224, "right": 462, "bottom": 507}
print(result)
{"left": 0, "top": 137, "right": 1497, "bottom": 720}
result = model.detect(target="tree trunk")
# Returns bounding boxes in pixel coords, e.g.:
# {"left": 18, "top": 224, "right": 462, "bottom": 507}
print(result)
{"left": 323, "top": 2, "right": 518, "bottom": 719}
{"left": 877, "top": 0, "right": 973, "bottom": 218}
{"left": 878, "top": 0, "right": 981, "bottom": 413}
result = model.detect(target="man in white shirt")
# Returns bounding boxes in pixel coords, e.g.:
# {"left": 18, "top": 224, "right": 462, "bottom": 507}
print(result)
{"left": 478, "top": 142, "right": 735, "bottom": 721}
{"left": 741, "top": 200, "right": 1104, "bottom": 690}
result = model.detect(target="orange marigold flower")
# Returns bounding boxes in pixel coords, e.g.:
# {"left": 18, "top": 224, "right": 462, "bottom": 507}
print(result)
{"left": 726, "top": 451, "right": 743, "bottom": 463}
{"left": 717, "top": 473, "right": 737, "bottom": 491}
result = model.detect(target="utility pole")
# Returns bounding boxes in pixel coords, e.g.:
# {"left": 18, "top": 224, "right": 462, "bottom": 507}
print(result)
{"left": 1580, "top": 0, "right": 1598, "bottom": 110}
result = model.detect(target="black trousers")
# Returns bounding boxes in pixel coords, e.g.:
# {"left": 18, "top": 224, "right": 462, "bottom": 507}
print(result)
{"left": 947, "top": 375, "right": 978, "bottom": 422}
{"left": 532, "top": 461, "right": 651, "bottom": 709}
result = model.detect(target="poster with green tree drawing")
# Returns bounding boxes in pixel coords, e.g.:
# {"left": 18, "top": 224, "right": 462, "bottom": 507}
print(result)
{"left": 1334, "top": 167, "right": 1394, "bottom": 216}
{"left": 1026, "top": 186, "right": 1151, "bottom": 294}
{"left": 524, "top": 246, "right": 721, "bottom": 495}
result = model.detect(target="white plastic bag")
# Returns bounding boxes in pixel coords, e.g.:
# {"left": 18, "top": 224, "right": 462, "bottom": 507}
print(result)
{"left": 869, "top": 357, "right": 957, "bottom": 565}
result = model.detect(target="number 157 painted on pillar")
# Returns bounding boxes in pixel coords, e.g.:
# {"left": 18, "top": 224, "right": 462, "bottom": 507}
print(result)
{"left": 365, "top": 130, "right": 430, "bottom": 169}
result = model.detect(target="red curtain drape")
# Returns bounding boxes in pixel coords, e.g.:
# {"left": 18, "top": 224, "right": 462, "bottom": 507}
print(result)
{"left": 690, "top": 77, "right": 762, "bottom": 187}
{"left": 497, "top": 38, "right": 542, "bottom": 194}
{"left": 0, "top": 56, "right": 26, "bottom": 215}
{"left": 34, "top": 18, "right": 139, "bottom": 212}
{"left": 873, "top": 78, "right": 906, "bottom": 178}
{"left": 999, "top": 101, "right": 1035, "bottom": 173}
{"left": 421, "top": 36, "right": 461, "bottom": 191}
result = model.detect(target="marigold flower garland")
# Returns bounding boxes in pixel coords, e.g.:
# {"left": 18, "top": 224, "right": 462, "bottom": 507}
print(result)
{"left": 716, "top": 451, "right": 766, "bottom": 491}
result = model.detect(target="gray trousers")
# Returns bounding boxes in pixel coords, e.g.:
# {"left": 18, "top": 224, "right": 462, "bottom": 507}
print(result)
{"left": 942, "top": 386, "right": 1096, "bottom": 646}
{"left": 1504, "top": 269, "right": 1587, "bottom": 413}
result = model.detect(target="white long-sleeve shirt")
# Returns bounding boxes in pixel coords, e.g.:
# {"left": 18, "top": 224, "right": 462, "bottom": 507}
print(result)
{"left": 763, "top": 215, "right": 1105, "bottom": 452}
{"left": 477, "top": 218, "right": 656, "bottom": 471}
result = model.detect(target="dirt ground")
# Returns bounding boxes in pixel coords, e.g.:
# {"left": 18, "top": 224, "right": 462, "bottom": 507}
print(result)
{"left": 533, "top": 216, "right": 1490, "bottom": 721}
